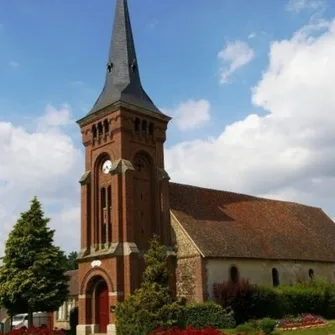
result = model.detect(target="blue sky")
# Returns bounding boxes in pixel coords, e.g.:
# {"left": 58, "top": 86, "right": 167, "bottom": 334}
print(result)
{"left": 1, "top": 0, "right": 335, "bottom": 254}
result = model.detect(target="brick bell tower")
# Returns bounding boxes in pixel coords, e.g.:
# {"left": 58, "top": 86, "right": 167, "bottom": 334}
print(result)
{"left": 76, "top": 1, "right": 172, "bottom": 335}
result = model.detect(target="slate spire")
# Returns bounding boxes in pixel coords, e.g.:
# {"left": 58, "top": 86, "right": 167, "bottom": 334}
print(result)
{"left": 87, "top": 0, "right": 161, "bottom": 116}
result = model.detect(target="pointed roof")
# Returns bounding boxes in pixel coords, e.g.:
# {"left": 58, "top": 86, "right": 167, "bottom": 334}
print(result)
{"left": 85, "top": 0, "right": 162, "bottom": 118}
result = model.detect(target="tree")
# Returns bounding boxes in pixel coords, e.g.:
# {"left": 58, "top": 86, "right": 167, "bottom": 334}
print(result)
{"left": 65, "top": 251, "right": 78, "bottom": 271}
{"left": 115, "top": 236, "right": 182, "bottom": 335}
{"left": 0, "top": 197, "right": 69, "bottom": 327}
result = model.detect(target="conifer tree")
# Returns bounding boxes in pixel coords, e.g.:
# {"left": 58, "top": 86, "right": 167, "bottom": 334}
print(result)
{"left": 0, "top": 197, "right": 69, "bottom": 327}
{"left": 115, "top": 236, "right": 182, "bottom": 335}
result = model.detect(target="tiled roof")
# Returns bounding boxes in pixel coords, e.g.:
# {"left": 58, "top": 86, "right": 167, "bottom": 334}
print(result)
{"left": 169, "top": 182, "right": 335, "bottom": 262}
{"left": 65, "top": 270, "right": 78, "bottom": 296}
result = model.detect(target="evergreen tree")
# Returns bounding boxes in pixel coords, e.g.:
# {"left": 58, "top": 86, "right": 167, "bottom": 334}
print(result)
{"left": 0, "top": 197, "right": 69, "bottom": 327}
{"left": 66, "top": 251, "right": 78, "bottom": 271}
{"left": 115, "top": 236, "right": 182, "bottom": 335}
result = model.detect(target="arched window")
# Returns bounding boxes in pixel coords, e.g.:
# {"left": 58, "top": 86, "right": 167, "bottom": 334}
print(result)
{"left": 104, "top": 119, "right": 109, "bottom": 134}
{"left": 148, "top": 122, "right": 154, "bottom": 136}
{"left": 142, "top": 120, "right": 147, "bottom": 135}
{"left": 309, "top": 268, "right": 314, "bottom": 279}
{"left": 101, "top": 188, "right": 107, "bottom": 245}
{"left": 134, "top": 118, "right": 140, "bottom": 133}
{"left": 98, "top": 122, "right": 103, "bottom": 136}
{"left": 92, "top": 124, "right": 97, "bottom": 139}
{"left": 230, "top": 266, "right": 239, "bottom": 283}
{"left": 272, "top": 268, "right": 280, "bottom": 287}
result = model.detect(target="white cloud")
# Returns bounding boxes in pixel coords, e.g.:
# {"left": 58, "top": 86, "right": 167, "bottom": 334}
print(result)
{"left": 0, "top": 105, "right": 83, "bottom": 256}
{"left": 165, "top": 99, "right": 211, "bottom": 131}
{"left": 166, "top": 18, "right": 335, "bottom": 215}
{"left": 285, "top": 0, "right": 325, "bottom": 12}
{"left": 9, "top": 61, "right": 19, "bottom": 69}
{"left": 218, "top": 40, "right": 255, "bottom": 84}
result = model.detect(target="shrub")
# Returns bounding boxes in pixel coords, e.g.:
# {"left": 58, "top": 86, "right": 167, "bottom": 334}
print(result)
{"left": 235, "top": 323, "right": 255, "bottom": 333}
{"left": 259, "top": 318, "right": 277, "bottom": 334}
{"left": 181, "top": 302, "right": 235, "bottom": 329}
{"left": 115, "top": 236, "right": 182, "bottom": 335}
{"left": 213, "top": 279, "right": 255, "bottom": 324}
{"left": 250, "top": 286, "right": 282, "bottom": 319}
{"left": 149, "top": 326, "right": 223, "bottom": 335}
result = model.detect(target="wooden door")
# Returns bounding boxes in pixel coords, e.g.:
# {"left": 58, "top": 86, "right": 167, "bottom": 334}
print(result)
{"left": 97, "top": 281, "right": 109, "bottom": 333}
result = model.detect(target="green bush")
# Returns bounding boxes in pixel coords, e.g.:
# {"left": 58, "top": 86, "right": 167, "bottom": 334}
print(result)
{"left": 259, "top": 318, "right": 277, "bottom": 335}
{"left": 181, "top": 302, "right": 235, "bottom": 329}
{"left": 235, "top": 323, "right": 255, "bottom": 333}
{"left": 250, "top": 286, "right": 282, "bottom": 319}
{"left": 115, "top": 236, "right": 182, "bottom": 335}
{"left": 213, "top": 276, "right": 335, "bottom": 322}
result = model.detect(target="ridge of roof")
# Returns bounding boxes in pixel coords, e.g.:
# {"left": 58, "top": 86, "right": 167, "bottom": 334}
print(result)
{"left": 169, "top": 181, "right": 321, "bottom": 210}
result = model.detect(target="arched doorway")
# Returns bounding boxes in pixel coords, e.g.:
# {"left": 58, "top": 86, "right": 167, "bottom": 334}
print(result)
{"left": 83, "top": 275, "right": 111, "bottom": 333}
{"left": 95, "top": 280, "right": 109, "bottom": 333}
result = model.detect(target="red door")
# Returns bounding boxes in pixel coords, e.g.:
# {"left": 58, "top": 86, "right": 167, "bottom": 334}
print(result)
{"left": 97, "top": 281, "right": 109, "bottom": 333}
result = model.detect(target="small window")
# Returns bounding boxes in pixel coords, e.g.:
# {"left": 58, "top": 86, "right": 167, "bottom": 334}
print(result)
{"left": 142, "top": 120, "right": 147, "bottom": 135}
{"left": 98, "top": 122, "right": 103, "bottom": 136}
{"left": 272, "top": 268, "right": 280, "bottom": 287}
{"left": 309, "top": 268, "right": 314, "bottom": 279}
{"left": 148, "top": 122, "right": 154, "bottom": 136}
{"left": 230, "top": 266, "right": 239, "bottom": 283}
{"left": 134, "top": 118, "right": 140, "bottom": 133}
{"left": 92, "top": 125, "right": 97, "bottom": 139}
{"left": 104, "top": 119, "right": 109, "bottom": 133}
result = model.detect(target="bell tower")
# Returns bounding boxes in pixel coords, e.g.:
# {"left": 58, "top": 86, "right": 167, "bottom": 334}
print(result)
{"left": 76, "top": 1, "right": 172, "bottom": 335}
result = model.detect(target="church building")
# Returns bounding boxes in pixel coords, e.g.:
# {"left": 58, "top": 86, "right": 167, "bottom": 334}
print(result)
{"left": 75, "top": 1, "right": 335, "bottom": 335}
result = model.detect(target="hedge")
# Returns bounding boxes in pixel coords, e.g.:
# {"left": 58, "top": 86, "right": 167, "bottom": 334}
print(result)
{"left": 213, "top": 278, "right": 335, "bottom": 323}
{"left": 180, "top": 302, "right": 236, "bottom": 329}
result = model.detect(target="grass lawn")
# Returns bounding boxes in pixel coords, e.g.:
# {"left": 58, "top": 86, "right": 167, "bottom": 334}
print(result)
{"left": 222, "top": 320, "right": 335, "bottom": 335}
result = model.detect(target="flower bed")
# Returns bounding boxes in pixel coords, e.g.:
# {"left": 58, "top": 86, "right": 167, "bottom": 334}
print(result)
{"left": 149, "top": 326, "right": 265, "bottom": 335}
{"left": 277, "top": 314, "right": 328, "bottom": 330}
{"left": 6, "top": 327, "right": 65, "bottom": 335}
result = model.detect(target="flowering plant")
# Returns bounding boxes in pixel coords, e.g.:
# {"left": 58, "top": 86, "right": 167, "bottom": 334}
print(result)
{"left": 277, "top": 314, "right": 327, "bottom": 330}
{"left": 148, "top": 326, "right": 266, "bottom": 335}
{"left": 7, "top": 327, "right": 65, "bottom": 335}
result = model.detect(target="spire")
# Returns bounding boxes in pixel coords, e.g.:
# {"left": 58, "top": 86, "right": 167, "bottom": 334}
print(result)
{"left": 87, "top": 0, "right": 161, "bottom": 116}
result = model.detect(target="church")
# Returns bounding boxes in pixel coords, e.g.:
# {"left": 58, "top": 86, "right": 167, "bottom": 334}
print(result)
{"left": 75, "top": 1, "right": 335, "bottom": 335}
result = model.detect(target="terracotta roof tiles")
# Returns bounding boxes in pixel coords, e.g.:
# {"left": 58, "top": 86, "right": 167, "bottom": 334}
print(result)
{"left": 169, "top": 182, "right": 335, "bottom": 262}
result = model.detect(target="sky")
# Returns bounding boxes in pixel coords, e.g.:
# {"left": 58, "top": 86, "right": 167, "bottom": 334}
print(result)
{"left": 0, "top": 0, "right": 335, "bottom": 256}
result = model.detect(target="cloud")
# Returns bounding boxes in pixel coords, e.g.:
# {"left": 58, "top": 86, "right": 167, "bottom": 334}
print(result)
{"left": 218, "top": 40, "right": 255, "bottom": 84}
{"left": 166, "top": 17, "right": 335, "bottom": 215}
{"left": 285, "top": 0, "right": 325, "bottom": 13}
{"left": 164, "top": 99, "right": 211, "bottom": 131}
{"left": 0, "top": 105, "right": 83, "bottom": 256}
{"left": 9, "top": 61, "right": 19, "bottom": 69}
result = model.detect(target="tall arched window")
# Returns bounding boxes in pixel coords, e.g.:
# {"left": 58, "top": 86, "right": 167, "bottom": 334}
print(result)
{"left": 272, "top": 268, "right": 280, "bottom": 287}
{"left": 101, "top": 188, "right": 107, "bottom": 245}
{"left": 230, "top": 266, "right": 239, "bottom": 283}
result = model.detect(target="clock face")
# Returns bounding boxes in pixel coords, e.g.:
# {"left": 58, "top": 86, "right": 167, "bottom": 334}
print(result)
{"left": 102, "top": 159, "right": 112, "bottom": 174}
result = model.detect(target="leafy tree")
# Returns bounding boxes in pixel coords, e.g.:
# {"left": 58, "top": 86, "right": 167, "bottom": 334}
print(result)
{"left": 115, "top": 236, "right": 182, "bottom": 335}
{"left": 0, "top": 197, "right": 69, "bottom": 327}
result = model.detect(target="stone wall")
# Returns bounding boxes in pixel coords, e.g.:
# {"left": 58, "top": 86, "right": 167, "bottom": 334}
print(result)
{"left": 171, "top": 213, "right": 206, "bottom": 301}
{"left": 206, "top": 258, "right": 335, "bottom": 299}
